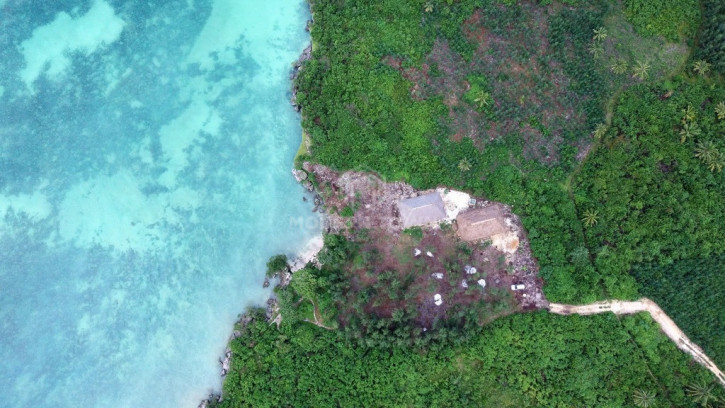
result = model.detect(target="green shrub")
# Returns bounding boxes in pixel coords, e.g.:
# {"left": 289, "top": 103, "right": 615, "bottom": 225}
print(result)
{"left": 402, "top": 226, "right": 424, "bottom": 241}
{"left": 266, "top": 254, "right": 288, "bottom": 277}
{"left": 622, "top": 0, "right": 700, "bottom": 42}
{"left": 340, "top": 205, "right": 354, "bottom": 217}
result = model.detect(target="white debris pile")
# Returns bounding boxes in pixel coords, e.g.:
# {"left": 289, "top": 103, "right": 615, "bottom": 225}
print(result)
{"left": 434, "top": 294, "right": 443, "bottom": 306}
{"left": 431, "top": 273, "right": 444, "bottom": 280}
{"left": 461, "top": 280, "right": 468, "bottom": 288}
{"left": 464, "top": 265, "right": 477, "bottom": 275}
{"left": 437, "top": 188, "right": 471, "bottom": 221}
{"left": 477, "top": 279, "right": 486, "bottom": 288}
{"left": 413, "top": 248, "right": 422, "bottom": 257}
{"left": 426, "top": 251, "right": 434, "bottom": 258}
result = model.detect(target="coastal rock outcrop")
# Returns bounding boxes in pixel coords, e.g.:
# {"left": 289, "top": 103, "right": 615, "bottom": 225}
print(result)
{"left": 219, "top": 349, "right": 232, "bottom": 377}
{"left": 290, "top": 44, "right": 313, "bottom": 112}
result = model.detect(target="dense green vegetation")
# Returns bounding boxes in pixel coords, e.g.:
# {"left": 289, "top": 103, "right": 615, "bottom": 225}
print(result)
{"left": 632, "top": 255, "right": 725, "bottom": 368}
{"left": 210, "top": 310, "right": 721, "bottom": 407}
{"left": 622, "top": 0, "right": 700, "bottom": 41}
{"left": 214, "top": 1, "right": 725, "bottom": 406}
{"left": 572, "top": 79, "right": 725, "bottom": 298}
{"left": 695, "top": 0, "right": 725, "bottom": 74}
{"left": 265, "top": 254, "right": 288, "bottom": 277}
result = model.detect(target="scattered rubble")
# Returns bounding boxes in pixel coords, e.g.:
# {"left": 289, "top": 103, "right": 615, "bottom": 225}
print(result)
{"left": 299, "top": 162, "right": 548, "bottom": 317}
{"left": 437, "top": 188, "right": 471, "bottom": 221}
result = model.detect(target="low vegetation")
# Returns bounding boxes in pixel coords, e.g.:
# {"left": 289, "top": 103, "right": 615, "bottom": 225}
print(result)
{"left": 621, "top": 0, "right": 700, "bottom": 42}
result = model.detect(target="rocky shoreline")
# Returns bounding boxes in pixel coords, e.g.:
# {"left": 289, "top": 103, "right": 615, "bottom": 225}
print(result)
{"left": 290, "top": 31, "right": 312, "bottom": 113}
{"left": 199, "top": 31, "right": 319, "bottom": 407}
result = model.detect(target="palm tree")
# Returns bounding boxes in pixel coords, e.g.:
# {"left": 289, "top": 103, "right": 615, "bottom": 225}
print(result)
{"left": 707, "top": 152, "right": 725, "bottom": 173}
{"left": 682, "top": 104, "right": 696, "bottom": 123}
{"left": 424, "top": 1, "right": 433, "bottom": 13}
{"left": 588, "top": 42, "right": 604, "bottom": 58}
{"left": 632, "top": 61, "right": 650, "bottom": 80}
{"left": 458, "top": 158, "right": 471, "bottom": 172}
{"left": 593, "top": 27, "right": 608, "bottom": 41}
{"left": 474, "top": 90, "right": 490, "bottom": 109}
{"left": 695, "top": 141, "right": 719, "bottom": 163}
{"left": 610, "top": 59, "right": 628, "bottom": 75}
{"left": 680, "top": 122, "right": 701, "bottom": 143}
{"left": 633, "top": 389, "right": 657, "bottom": 408}
{"left": 582, "top": 209, "right": 599, "bottom": 227}
{"left": 593, "top": 123, "right": 608, "bottom": 139}
{"left": 686, "top": 382, "right": 717, "bottom": 407}
{"left": 693, "top": 60, "right": 712, "bottom": 76}
{"left": 715, "top": 101, "right": 725, "bottom": 121}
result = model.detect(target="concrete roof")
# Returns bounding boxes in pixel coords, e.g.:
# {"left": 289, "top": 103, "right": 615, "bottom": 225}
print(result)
{"left": 398, "top": 192, "right": 447, "bottom": 228}
{"left": 456, "top": 205, "right": 508, "bottom": 241}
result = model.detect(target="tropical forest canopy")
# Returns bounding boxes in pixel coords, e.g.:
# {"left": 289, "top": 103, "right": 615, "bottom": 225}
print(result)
{"left": 212, "top": 0, "right": 725, "bottom": 406}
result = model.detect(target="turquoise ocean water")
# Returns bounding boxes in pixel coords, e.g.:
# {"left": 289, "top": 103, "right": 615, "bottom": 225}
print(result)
{"left": 0, "top": 1, "right": 318, "bottom": 406}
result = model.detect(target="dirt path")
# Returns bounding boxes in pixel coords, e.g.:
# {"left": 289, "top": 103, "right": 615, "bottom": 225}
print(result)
{"left": 548, "top": 298, "right": 725, "bottom": 388}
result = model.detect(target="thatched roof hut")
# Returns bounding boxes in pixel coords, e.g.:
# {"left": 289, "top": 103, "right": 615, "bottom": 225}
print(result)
{"left": 456, "top": 205, "right": 508, "bottom": 241}
{"left": 398, "top": 192, "right": 447, "bottom": 228}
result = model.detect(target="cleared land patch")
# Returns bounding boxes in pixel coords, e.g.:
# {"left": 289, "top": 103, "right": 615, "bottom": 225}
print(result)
{"left": 298, "top": 163, "right": 544, "bottom": 343}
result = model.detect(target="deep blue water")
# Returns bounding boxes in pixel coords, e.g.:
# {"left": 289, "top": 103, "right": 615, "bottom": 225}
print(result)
{"left": 0, "top": 1, "right": 318, "bottom": 406}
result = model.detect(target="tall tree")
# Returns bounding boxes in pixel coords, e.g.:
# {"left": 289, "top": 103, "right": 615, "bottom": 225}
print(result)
{"left": 593, "top": 27, "right": 608, "bottom": 41}
{"left": 593, "top": 123, "right": 608, "bottom": 139}
{"left": 458, "top": 158, "right": 472, "bottom": 172}
{"left": 679, "top": 122, "right": 701, "bottom": 143}
{"left": 686, "top": 383, "right": 718, "bottom": 407}
{"left": 633, "top": 389, "right": 657, "bottom": 408}
{"left": 610, "top": 59, "right": 628, "bottom": 75}
{"left": 582, "top": 209, "right": 599, "bottom": 227}
{"left": 632, "top": 61, "right": 651, "bottom": 80}
{"left": 693, "top": 60, "right": 712, "bottom": 76}
{"left": 695, "top": 141, "right": 719, "bottom": 163}
{"left": 474, "top": 91, "right": 491, "bottom": 109}
{"left": 682, "top": 104, "right": 697, "bottom": 123}
{"left": 589, "top": 42, "right": 604, "bottom": 58}
{"left": 715, "top": 101, "right": 725, "bottom": 120}
{"left": 290, "top": 268, "right": 319, "bottom": 301}
{"left": 707, "top": 152, "right": 725, "bottom": 173}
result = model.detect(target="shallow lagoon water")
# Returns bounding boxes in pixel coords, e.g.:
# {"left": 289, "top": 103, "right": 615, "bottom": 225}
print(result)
{"left": 0, "top": 1, "right": 317, "bottom": 406}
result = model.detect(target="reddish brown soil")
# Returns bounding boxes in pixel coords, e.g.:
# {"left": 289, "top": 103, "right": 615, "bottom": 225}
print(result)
{"left": 304, "top": 163, "right": 546, "bottom": 329}
{"left": 382, "top": 2, "right": 590, "bottom": 165}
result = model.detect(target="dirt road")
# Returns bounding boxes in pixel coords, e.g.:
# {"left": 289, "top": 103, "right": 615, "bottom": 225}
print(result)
{"left": 548, "top": 298, "right": 725, "bottom": 388}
